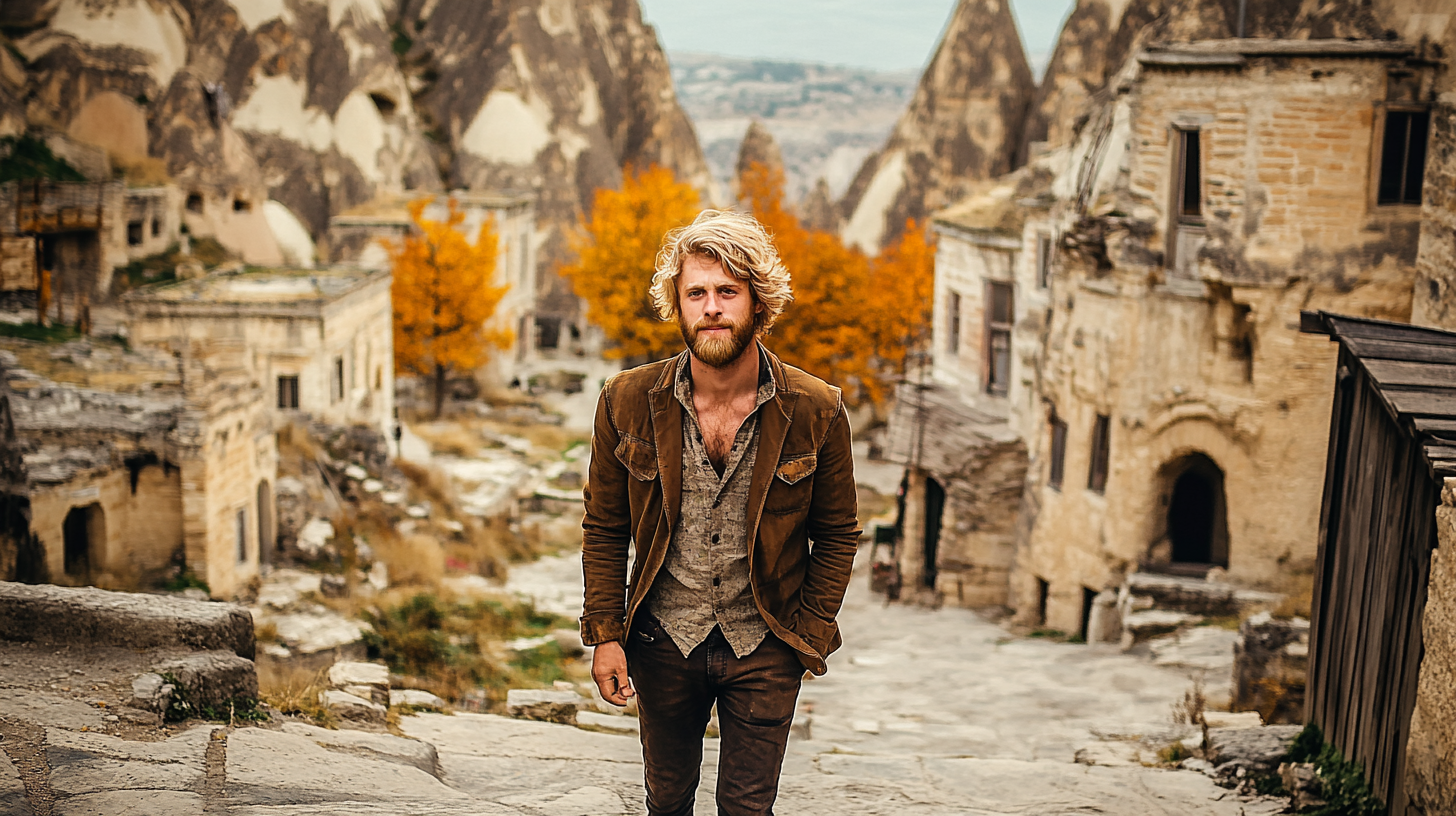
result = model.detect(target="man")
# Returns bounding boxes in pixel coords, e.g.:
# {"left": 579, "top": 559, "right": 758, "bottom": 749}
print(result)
{"left": 580, "top": 209, "right": 860, "bottom": 816}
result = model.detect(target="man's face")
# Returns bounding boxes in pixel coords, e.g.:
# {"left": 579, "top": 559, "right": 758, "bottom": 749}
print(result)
{"left": 677, "top": 254, "right": 759, "bottom": 368}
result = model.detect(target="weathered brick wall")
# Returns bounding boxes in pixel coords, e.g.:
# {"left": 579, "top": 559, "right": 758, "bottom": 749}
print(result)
{"left": 29, "top": 465, "right": 184, "bottom": 588}
{"left": 1015, "top": 52, "right": 1421, "bottom": 631}
{"left": 1405, "top": 478, "right": 1456, "bottom": 814}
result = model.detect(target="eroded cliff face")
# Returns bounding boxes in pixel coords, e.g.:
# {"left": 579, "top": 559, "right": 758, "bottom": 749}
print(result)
{"left": 1, "top": 0, "right": 706, "bottom": 292}
{"left": 395, "top": 0, "right": 711, "bottom": 316}
{"left": 838, "top": 0, "right": 1034, "bottom": 253}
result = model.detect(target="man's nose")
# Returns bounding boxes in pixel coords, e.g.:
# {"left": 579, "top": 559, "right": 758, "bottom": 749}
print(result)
{"left": 702, "top": 293, "right": 723, "bottom": 316}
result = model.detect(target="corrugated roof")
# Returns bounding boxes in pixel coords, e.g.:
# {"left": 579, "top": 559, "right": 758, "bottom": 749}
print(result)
{"left": 1302, "top": 311, "right": 1456, "bottom": 478}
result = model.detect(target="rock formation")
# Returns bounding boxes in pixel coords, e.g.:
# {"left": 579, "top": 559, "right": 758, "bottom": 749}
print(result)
{"left": 837, "top": 0, "right": 1034, "bottom": 253}
{"left": 800, "top": 178, "right": 839, "bottom": 234}
{"left": 734, "top": 121, "right": 784, "bottom": 190}
{"left": 1, "top": 0, "right": 707, "bottom": 302}
{"left": 394, "top": 0, "right": 712, "bottom": 318}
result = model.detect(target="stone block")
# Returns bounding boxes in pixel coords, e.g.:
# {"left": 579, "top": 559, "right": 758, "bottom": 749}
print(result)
{"left": 575, "top": 710, "right": 638, "bottom": 735}
{"left": 321, "top": 689, "right": 387, "bottom": 722}
{"left": 1206, "top": 724, "right": 1303, "bottom": 770}
{"left": 505, "top": 689, "right": 586, "bottom": 724}
{"left": 0, "top": 583, "right": 254, "bottom": 658}
{"left": 329, "top": 661, "right": 390, "bottom": 688}
{"left": 390, "top": 689, "right": 447, "bottom": 710}
{"left": 1233, "top": 613, "right": 1309, "bottom": 724}
{"left": 151, "top": 652, "right": 258, "bottom": 712}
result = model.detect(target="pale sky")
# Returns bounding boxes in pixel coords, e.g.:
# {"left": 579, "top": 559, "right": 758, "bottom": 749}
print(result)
{"left": 638, "top": 0, "right": 1077, "bottom": 76}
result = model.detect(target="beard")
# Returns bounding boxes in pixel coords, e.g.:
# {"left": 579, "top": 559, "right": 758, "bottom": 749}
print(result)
{"left": 680, "top": 312, "right": 756, "bottom": 368}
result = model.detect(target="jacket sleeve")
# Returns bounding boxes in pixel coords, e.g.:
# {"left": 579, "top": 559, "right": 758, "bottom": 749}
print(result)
{"left": 579, "top": 383, "right": 632, "bottom": 646}
{"left": 798, "top": 397, "right": 860, "bottom": 655}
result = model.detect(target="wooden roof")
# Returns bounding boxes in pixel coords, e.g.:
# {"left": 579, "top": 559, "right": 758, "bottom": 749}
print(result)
{"left": 1302, "top": 311, "right": 1456, "bottom": 478}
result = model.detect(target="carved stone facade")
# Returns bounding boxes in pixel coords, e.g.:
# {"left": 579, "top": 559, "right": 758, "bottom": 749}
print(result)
{"left": 124, "top": 268, "right": 396, "bottom": 439}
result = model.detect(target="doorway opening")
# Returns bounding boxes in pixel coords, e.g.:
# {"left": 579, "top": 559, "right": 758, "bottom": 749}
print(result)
{"left": 922, "top": 477, "right": 945, "bottom": 589}
{"left": 63, "top": 503, "right": 104, "bottom": 579}
{"left": 1155, "top": 453, "right": 1229, "bottom": 571}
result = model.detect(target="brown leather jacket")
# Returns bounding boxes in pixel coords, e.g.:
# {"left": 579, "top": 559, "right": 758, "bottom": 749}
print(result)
{"left": 579, "top": 344, "right": 860, "bottom": 675}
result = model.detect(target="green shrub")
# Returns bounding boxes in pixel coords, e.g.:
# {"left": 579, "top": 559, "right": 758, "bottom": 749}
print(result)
{"left": 0, "top": 135, "right": 86, "bottom": 182}
{"left": 1287, "top": 724, "right": 1385, "bottom": 816}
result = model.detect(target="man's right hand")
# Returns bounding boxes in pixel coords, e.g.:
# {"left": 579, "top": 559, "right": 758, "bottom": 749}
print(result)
{"left": 591, "top": 640, "right": 635, "bottom": 706}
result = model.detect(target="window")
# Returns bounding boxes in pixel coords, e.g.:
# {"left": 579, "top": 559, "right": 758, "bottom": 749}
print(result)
{"left": 126, "top": 221, "right": 144, "bottom": 246}
{"left": 150, "top": 218, "right": 160, "bottom": 237}
{"left": 984, "top": 282, "right": 1013, "bottom": 396}
{"left": 1174, "top": 127, "right": 1202, "bottom": 221}
{"left": 277, "top": 375, "right": 299, "bottom": 409}
{"left": 332, "top": 357, "right": 345, "bottom": 403}
{"left": 186, "top": 193, "right": 204, "bottom": 213}
{"left": 1036, "top": 233, "right": 1054, "bottom": 289}
{"left": 1087, "top": 414, "right": 1111, "bottom": 493}
{"left": 535, "top": 317, "right": 560, "bottom": 350}
{"left": 1048, "top": 412, "right": 1068, "bottom": 490}
{"left": 947, "top": 291, "right": 962, "bottom": 354}
{"left": 232, "top": 198, "right": 252, "bottom": 213}
{"left": 368, "top": 92, "right": 397, "bottom": 117}
{"left": 1377, "top": 108, "right": 1429, "bottom": 206}
{"left": 236, "top": 508, "right": 247, "bottom": 563}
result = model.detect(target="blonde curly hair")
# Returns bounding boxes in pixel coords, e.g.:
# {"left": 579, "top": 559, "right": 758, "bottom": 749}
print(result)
{"left": 649, "top": 209, "right": 793, "bottom": 334}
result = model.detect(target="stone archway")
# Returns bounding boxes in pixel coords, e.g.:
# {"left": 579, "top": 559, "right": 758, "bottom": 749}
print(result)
{"left": 1158, "top": 453, "right": 1229, "bottom": 568}
{"left": 63, "top": 503, "right": 105, "bottom": 580}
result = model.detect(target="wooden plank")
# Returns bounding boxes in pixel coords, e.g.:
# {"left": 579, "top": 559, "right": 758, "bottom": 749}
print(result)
{"left": 1363, "top": 358, "right": 1456, "bottom": 389}
{"left": 1383, "top": 388, "right": 1456, "bottom": 418}
{"left": 1344, "top": 336, "right": 1456, "bottom": 365}
{"left": 1413, "top": 418, "right": 1456, "bottom": 434}
{"left": 1328, "top": 316, "right": 1456, "bottom": 347}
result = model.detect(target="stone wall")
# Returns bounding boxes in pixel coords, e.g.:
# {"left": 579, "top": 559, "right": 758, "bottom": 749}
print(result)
{"left": 28, "top": 463, "right": 184, "bottom": 589}
{"left": 1404, "top": 478, "right": 1456, "bottom": 814}
{"left": 1013, "top": 47, "right": 1421, "bottom": 632}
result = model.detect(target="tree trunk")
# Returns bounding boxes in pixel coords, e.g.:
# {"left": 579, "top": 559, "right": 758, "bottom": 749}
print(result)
{"left": 433, "top": 363, "right": 447, "bottom": 418}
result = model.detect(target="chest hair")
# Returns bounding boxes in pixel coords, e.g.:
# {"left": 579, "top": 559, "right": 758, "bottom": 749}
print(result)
{"left": 696, "top": 394, "right": 756, "bottom": 475}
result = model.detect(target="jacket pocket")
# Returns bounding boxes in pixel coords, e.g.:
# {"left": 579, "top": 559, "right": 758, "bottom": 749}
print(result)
{"left": 615, "top": 436, "right": 659, "bottom": 482}
{"left": 765, "top": 453, "right": 816, "bottom": 515}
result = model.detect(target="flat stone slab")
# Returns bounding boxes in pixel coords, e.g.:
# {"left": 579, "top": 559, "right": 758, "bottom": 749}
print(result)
{"left": 225, "top": 727, "right": 468, "bottom": 807}
{"left": 47, "top": 725, "right": 213, "bottom": 797}
{"left": 280, "top": 721, "right": 439, "bottom": 777}
{"left": 0, "top": 582, "right": 254, "bottom": 658}
{"left": 0, "top": 745, "right": 26, "bottom": 815}
{"left": 55, "top": 789, "right": 203, "bottom": 816}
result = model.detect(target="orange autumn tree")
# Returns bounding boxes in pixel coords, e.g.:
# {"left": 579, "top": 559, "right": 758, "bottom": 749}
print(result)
{"left": 866, "top": 219, "right": 936, "bottom": 404}
{"left": 390, "top": 197, "right": 512, "bottom": 417}
{"left": 560, "top": 165, "right": 700, "bottom": 363}
{"left": 738, "top": 160, "right": 876, "bottom": 406}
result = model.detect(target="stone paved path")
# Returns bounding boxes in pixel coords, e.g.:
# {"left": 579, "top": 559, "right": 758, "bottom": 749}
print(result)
{"left": 1, "top": 549, "right": 1284, "bottom": 814}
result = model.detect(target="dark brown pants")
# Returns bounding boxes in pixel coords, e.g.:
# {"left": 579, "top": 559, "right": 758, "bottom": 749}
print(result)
{"left": 626, "top": 615, "right": 804, "bottom": 816}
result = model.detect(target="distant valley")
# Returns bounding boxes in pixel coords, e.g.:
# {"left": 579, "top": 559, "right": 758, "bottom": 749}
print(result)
{"left": 669, "top": 52, "right": 916, "bottom": 206}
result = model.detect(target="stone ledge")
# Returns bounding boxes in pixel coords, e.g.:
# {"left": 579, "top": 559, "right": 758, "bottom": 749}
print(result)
{"left": 0, "top": 582, "right": 254, "bottom": 658}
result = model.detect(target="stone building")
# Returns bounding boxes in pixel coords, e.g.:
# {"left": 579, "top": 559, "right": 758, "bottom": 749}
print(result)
{"left": 123, "top": 267, "right": 395, "bottom": 439}
{"left": 0, "top": 178, "right": 119, "bottom": 302}
{"left": 0, "top": 337, "right": 276, "bottom": 599}
{"left": 884, "top": 38, "right": 1441, "bottom": 636}
{"left": 329, "top": 191, "right": 540, "bottom": 384}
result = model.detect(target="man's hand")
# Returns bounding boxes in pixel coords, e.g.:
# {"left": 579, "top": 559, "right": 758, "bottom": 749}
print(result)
{"left": 591, "top": 641, "right": 635, "bottom": 706}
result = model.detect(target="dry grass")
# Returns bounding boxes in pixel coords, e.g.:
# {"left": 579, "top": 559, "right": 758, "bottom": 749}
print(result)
{"left": 376, "top": 532, "right": 448, "bottom": 587}
{"left": 258, "top": 662, "right": 335, "bottom": 728}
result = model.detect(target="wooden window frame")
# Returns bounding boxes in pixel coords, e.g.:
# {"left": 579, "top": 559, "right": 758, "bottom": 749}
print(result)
{"left": 277, "top": 375, "right": 299, "bottom": 410}
{"left": 983, "top": 281, "right": 1014, "bottom": 397}
{"left": 1087, "top": 413, "right": 1111, "bottom": 494}
{"left": 1370, "top": 103, "right": 1430, "bottom": 211}
{"left": 1048, "top": 411, "right": 1068, "bottom": 490}
{"left": 331, "top": 356, "right": 344, "bottom": 404}
{"left": 1165, "top": 126, "right": 1205, "bottom": 270}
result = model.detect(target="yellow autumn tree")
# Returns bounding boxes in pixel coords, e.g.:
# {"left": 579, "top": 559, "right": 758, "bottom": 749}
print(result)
{"left": 738, "top": 160, "right": 876, "bottom": 406}
{"left": 865, "top": 219, "right": 936, "bottom": 405}
{"left": 390, "top": 197, "right": 512, "bottom": 417}
{"left": 560, "top": 165, "right": 701, "bottom": 363}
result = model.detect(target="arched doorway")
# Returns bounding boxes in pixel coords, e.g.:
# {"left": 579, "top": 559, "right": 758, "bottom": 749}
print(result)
{"left": 257, "top": 480, "right": 275, "bottom": 563}
{"left": 923, "top": 477, "right": 945, "bottom": 588}
{"left": 63, "top": 503, "right": 105, "bottom": 580}
{"left": 1160, "top": 454, "right": 1229, "bottom": 568}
